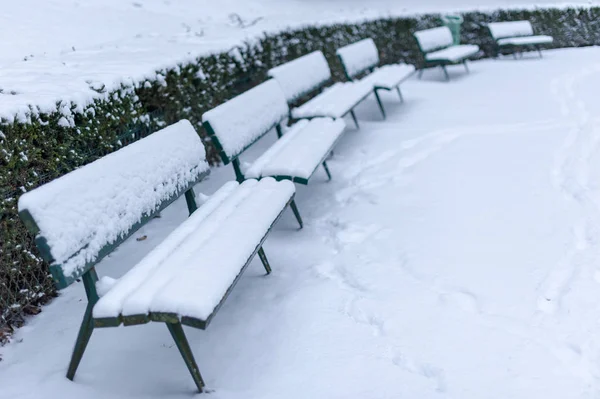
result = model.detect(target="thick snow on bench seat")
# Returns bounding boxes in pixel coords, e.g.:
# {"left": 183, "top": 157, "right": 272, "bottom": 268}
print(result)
{"left": 93, "top": 178, "right": 295, "bottom": 322}
{"left": 498, "top": 35, "right": 553, "bottom": 46}
{"left": 291, "top": 82, "right": 372, "bottom": 119}
{"left": 426, "top": 45, "right": 480, "bottom": 63}
{"left": 268, "top": 51, "right": 332, "bottom": 102}
{"left": 360, "top": 64, "right": 415, "bottom": 90}
{"left": 336, "top": 38, "right": 380, "bottom": 78}
{"left": 245, "top": 118, "right": 346, "bottom": 181}
{"left": 202, "top": 80, "right": 289, "bottom": 160}
{"left": 414, "top": 27, "right": 454, "bottom": 53}
{"left": 18, "top": 120, "right": 209, "bottom": 278}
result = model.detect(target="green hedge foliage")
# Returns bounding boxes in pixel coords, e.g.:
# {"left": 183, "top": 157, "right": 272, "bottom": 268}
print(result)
{"left": 2, "top": 6, "right": 599, "bottom": 332}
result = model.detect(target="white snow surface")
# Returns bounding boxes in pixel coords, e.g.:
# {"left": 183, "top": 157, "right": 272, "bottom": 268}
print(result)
{"left": 498, "top": 35, "right": 555, "bottom": 45}
{"left": 336, "top": 38, "right": 380, "bottom": 78}
{"left": 488, "top": 20, "right": 536, "bottom": 39}
{"left": 245, "top": 118, "right": 346, "bottom": 180}
{"left": 17, "top": 120, "right": 209, "bottom": 279}
{"left": 291, "top": 81, "right": 373, "bottom": 119}
{"left": 0, "top": 0, "right": 596, "bottom": 121}
{"left": 426, "top": 44, "right": 481, "bottom": 62}
{"left": 202, "top": 80, "right": 289, "bottom": 160}
{"left": 6, "top": 47, "right": 600, "bottom": 399}
{"left": 361, "top": 64, "right": 417, "bottom": 90}
{"left": 93, "top": 178, "right": 295, "bottom": 321}
{"left": 415, "top": 26, "right": 454, "bottom": 52}
{"left": 268, "top": 51, "right": 332, "bottom": 103}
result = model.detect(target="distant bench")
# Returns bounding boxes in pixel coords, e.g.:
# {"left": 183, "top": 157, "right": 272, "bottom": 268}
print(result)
{"left": 336, "top": 38, "right": 415, "bottom": 119}
{"left": 268, "top": 50, "right": 372, "bottom": 129}
{"left": 203, "top": 79, "right": 346, "bottom": 227}
{"left": 488, "top": 20, "right": 553, "bottom": 58}
{"left": 18, "top": 120, "right": 296, "bottom": 393}
{"left": 414, "top": 26, "right": 480, "bottom": 81}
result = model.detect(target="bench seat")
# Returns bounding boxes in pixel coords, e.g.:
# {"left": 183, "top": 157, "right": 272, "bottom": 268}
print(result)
{"left": 360, "top": 64, "right": 415, "bottom": 90}
{"left": 93, "top": 178, "right": 295, "bottom": 328}
{"left": 425, "top": 44, "right": 480, "bottom": 63}
{"left": 497, "top": 35, "right": 553, "bottom": 46}
{"left": 245, "top": 118, "right": 346, "bottom": 183}
{"left": 290, "top": 81, "right": 372, "bottom": 120}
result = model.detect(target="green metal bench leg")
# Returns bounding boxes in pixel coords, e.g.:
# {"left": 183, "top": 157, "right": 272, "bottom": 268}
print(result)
{"left": 441, "top": 65, "right": 450, "bottom": 81}
{"left": 167, "top": 322, "right": 205, "bottom": 393}
{"left": 463, "top": 60, "right": 470, "bottom": 74}
{"left": 185, "top": 188, "right": 198, "bottom": 215}
{"left": 322, "top": 161, "right": 332, "bottom": 181}
{"left": 537, "top": 45, "right": 543, "bottom": 58}
{"left": 396, "top": 86, "right": 404, "bottom": 103}
{"left": 67, "top": 268, "right": 100, "bottom": 381}
{"left": 349, "top": 110, "right": 359, "bottom": 130}
{"left": 257, "top": 246, "right": 272, "bottom": 274}
{"left": 66, "top": 302, "right": 95, "bottom": 380}
{"left": 373, "top": 90, "right": 386, "bottom": 120}
{"left": 275, "top": 124, "right": 283, "bottom": 138}
{"left": 289, "top": 199, "right": 303, "bottom": 229}
{"left": 417, "top": 69, "right": 424, "bottom": 79}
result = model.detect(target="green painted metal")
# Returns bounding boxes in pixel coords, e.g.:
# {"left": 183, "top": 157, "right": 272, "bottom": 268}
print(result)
{"left": 373, "top": 90, "right": 386, "bottom": 120}
{"left": 232, "top": 158, "right": 245, "bottom": 183}
{"left": 349, "top": 110, "right": 359, "bottom": 130}
{"left": 166, "top": 322, "right": 205, "bottom": 393}
{"left": 257, "top": 246, "right": 272, "bottom": 274}
{"left": 122, "top": 313, "right": 151, "bottom": 326}
{"left": 289, "top": 199, "right": 303, "bottom": 229}
{"left": 322, "top": 162, "right": 332, "bottom": 181}
{"left": 94, "top": 195, "right": 293, "bottom": 335}
{"left": 275, "top": 124, "right": 283, "bottom": 138}
{"left": 396, "top": 86, "right": 404, "bottom": 103}
{"left": 21, "top": 170, "right": 210, "bottom": 290}
{"left": 184, "top": 188, "right": 198, "bottom": 215}
{"left": 203, "top": 119, "right": 285, "bottom": 166}
{"left": 66, "top": 268, "right": 99, "bottom": 380}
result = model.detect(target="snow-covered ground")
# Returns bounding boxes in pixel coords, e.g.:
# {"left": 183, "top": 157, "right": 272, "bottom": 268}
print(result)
{"left": 3, "top": 47, "right": 600, "bottom": 398}
{"left": 0, "top": 0, "right": 596, "bottom": 119}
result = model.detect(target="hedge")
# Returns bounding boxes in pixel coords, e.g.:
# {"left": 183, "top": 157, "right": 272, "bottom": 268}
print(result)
{"left": 2, "top": 6, "right": 600, "bottom": 336}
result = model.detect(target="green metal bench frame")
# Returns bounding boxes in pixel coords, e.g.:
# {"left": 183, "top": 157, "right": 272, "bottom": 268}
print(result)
{"left": 19, "top": 145, "right": 294, "bottom": 393}
{"left": 268, "top": 52, "right": 370, "bottom": 130}
{"left": 204, "top": 109, "right": 343, "bottom": 229}
{"left": 413, "top": 31, "right": 473, "bottom": 81}
{"left": 337, "top": 40, "right": 413, "bottom": 120}
{"left": 487, "top": 23, "right": 550, "bottom": 59}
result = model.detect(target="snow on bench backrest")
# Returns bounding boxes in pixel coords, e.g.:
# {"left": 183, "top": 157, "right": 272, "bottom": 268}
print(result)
{"left": 202, "top": 79, "right": 289, "bottom": 163}
{"left": 336, "top": 38, "right": 380, "bottom": 79}
{"left": 268, "top": 51, "right": 332, "bottom": 103}
{"left": 414, "top": 26, "right": 454, "bottom": 53}
{"left": 488, "top": 21, "right": 534, "bottom": 40}
{"left": 18, "top": 120, "right": 209, "bottom": 289}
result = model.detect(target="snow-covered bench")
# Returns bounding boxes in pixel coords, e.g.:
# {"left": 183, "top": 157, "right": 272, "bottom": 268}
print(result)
{"left": 17, "top": 120, "right": 296, "bottom": 393}
{"left": 267, "top": 51, "right": 372, "bottom": 129}
{"left": 414, "top": 26, "right": 480, "bottom": 81}
{"left": 488, "top": 21, "right": 553, "bottom": 58}
{"left": 203, "top": 79, "right": 345, "bottom": 228}
{"left": 336, "top": 38, "right": 415, "bottom": 119}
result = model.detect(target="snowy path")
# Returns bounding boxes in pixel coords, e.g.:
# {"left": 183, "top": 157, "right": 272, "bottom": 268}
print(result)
{"left": 4, "top": 47, "right": 600, "bottom": 398}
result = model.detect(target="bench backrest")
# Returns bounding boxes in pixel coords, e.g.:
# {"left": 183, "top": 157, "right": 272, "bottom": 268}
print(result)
{"left": 267, "top": 51, "right": 332, "bottom": 103}
{"left": 202, "top": 79, "right": 289, "bottom": 165}
{"left": 336, "top": 38, "right": 380, "bottom": 80}
{"left": 18, "top": 120, "right": 210, "bottom": 289}
{"left": 488, "top": 21, "right": 534, "bottom": 40}
{"left": 414, "top": 26, "right": 454, "bottom": 53}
